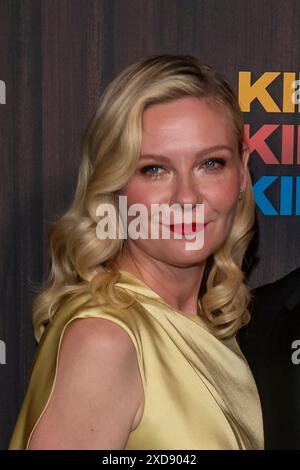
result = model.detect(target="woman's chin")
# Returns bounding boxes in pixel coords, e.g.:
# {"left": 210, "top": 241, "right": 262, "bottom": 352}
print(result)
{"left": 156, "top": 245, "right": 210, "bottom": 267}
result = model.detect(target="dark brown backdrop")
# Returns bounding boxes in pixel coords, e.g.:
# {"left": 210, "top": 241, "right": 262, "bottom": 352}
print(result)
{"left": 0, "top": 0, "right": 299, "bottom": 449}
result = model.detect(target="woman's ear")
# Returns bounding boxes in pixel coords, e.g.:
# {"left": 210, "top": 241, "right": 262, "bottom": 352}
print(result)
{"left": 240, "top": 146, "right": 250, "bottom": 191}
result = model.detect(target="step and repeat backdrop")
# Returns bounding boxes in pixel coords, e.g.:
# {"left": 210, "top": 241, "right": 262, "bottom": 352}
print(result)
{"left": 0, "top": 0, "right": 299, "bottom": 449}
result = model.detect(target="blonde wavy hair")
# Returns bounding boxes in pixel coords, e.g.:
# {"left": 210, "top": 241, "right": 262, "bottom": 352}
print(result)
{"left": 32, "top": 54, "right": 255, "bottom": 342}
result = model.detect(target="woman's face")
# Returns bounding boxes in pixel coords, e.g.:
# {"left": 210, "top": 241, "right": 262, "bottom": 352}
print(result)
{"left": 119, "top": 96, "right": 249, "bottom": 268}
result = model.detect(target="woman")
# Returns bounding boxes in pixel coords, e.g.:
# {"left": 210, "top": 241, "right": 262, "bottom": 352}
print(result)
{"left": 9, "top": 54, "right": 264, "bottom": 450}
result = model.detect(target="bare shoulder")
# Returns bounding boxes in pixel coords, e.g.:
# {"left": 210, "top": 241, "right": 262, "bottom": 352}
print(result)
{"left": 27, "top": 317, "right": 144, "bottom": 450}
{"left": 61, "top": 316, "right": 140, "bottom": 361}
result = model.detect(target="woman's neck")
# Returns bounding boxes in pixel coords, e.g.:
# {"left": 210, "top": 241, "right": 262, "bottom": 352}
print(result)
{"left": 115, "top": 247, "right": 205, "bottom": 316}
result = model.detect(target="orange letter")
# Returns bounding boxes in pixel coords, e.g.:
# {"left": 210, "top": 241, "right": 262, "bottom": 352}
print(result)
{"left": 239, "top": 72, "right": 281, "bottom": 112}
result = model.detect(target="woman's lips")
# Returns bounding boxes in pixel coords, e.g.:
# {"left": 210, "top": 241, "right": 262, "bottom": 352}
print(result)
{"left": 168, "top": 222, "right": 206, "bottom": 235}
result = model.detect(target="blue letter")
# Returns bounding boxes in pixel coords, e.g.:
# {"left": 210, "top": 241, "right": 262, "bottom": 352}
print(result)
{"left": 280, "top": 176, "right": 293, "bottom": 215}
{"left": 296, "top": 177, "right": 300, "bottom": 216}
{"left": 253, "top": 176, "right": 278, "bottom": 215}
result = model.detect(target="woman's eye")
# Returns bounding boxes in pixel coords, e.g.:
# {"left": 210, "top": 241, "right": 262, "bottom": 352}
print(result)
{"left": 202, "top": 158, "right": 225, "bottom": 171}
{"left": 140, "top": 165, "right": 164, "bottom": 176}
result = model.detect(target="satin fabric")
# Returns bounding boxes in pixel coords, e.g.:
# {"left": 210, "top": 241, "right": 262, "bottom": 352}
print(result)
{"left": 9, "top": 269, "right": 264, "bottom": 450}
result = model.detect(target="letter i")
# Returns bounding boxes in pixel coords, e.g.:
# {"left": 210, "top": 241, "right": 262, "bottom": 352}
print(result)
{"left": 296, "top": 177, "right": 300, "bottom": 216}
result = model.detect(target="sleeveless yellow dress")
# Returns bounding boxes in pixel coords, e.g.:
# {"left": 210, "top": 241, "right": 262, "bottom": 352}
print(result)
{"left": 9, "top": 269, "right": 264, "bottom": 450}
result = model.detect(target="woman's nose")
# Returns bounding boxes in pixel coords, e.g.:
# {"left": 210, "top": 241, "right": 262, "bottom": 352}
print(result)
{"left": 172, "top": 174, "right": 203, "bottom": 207}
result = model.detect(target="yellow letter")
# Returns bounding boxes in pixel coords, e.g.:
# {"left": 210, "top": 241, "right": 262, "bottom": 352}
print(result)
{"left": 239, "top": 72, "right": 281, "bottom": 112}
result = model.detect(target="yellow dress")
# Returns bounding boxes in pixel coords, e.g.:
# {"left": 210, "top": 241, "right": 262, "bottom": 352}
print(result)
{"left": 9, "top": 269, "right": 264, "bottom": 450}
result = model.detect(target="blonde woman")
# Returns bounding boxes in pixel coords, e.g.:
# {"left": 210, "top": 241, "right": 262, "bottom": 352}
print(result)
{"left": 9, "top": 55, "right": 264, "bottom": 450}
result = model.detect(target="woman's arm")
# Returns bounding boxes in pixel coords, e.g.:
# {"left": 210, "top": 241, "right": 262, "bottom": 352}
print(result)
{"left": 27, "top": 317, "right": 144, "bottom": 449}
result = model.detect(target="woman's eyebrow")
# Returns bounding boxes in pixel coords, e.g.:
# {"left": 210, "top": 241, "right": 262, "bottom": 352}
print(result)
{"left": 140, "top": 145, "right": 234, "bottom": 162}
